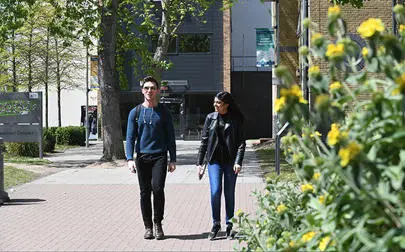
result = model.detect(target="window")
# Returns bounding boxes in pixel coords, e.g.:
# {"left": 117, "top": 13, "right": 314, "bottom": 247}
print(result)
{"left": 178, "top": 34, "right": 211, "bottom": 53}
{"left": 151, "top": 35, "right": 177, "bottom": 54}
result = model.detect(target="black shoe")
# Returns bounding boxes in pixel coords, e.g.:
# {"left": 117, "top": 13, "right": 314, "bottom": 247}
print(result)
{"left": 226, "top": 223, "right": 235, "bottom": 240}
{"left": 208, "top": 223, "right": 221, "bottom": 240}
{"left": 155, "top": 223, "right": 164, "bottom": 240}
{"left": 144, "top": 227, "right": 154, "bottom": 239}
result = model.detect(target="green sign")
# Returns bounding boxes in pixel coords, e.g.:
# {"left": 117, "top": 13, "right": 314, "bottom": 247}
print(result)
{"left": 256, "top": 28, "right": 275, "bottom": 68}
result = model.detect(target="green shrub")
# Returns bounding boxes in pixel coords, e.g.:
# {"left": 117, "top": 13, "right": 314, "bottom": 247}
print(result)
{"left": 43, "top": 128, "right": 56, "bottom": 152}
{"left": 55, "top": 126, "right": 85, "bottom": 146}
{"left": 5, "top": 142, "right": 39, "bottom": 157}
{"left": 237, "top": 4, "right": 405, "bottom": 252}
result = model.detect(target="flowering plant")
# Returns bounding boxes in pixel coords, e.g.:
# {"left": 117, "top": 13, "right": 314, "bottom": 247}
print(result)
{"left": 236, "top": 4, "right": 405, "bottom": 251}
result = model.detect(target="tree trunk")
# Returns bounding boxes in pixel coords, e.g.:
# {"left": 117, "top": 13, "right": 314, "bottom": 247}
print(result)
{"left": 99, "top": 0, "right": 125, "bottom": 160}
{"left": 55, "top": 38, "right": 62, "bottom": 127}
{"left": 28, "top": 26, "right": 33, "bottom": 92}
{"left": 152, "top": 0, "right": 170, "bottom": 80}
{"left": 45, "top": 28, "right": 49, "bottom": 129}
{"left": 11, "top": 30, "right": 17, "bottom": 92}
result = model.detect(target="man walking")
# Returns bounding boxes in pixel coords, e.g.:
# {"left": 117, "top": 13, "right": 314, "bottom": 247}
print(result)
{"left": 126, "top": 76, "right": 176, "bottom": 240}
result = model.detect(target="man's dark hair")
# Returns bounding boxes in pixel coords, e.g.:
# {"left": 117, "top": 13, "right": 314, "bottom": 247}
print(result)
{"left": 141, "top": 76, "right": 160, "bottom": 89}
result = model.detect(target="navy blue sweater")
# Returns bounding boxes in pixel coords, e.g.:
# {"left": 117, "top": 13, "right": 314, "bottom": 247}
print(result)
{"left": 125, "top": 104, "right": 176, "bottom": 162}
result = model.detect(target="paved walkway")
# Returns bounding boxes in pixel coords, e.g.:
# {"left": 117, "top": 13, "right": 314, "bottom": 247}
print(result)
{"left": 0, "top": 140, "right": 265, "bottom": 251}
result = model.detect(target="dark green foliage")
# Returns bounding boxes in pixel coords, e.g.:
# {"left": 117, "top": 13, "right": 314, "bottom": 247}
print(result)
{"left": 5, "top": 142, "right": 39, "bottom": 157}
{"left": 55, "top": 126, "right": 85, "bottom": 146}
{"left": 43, "top": 128, "right": 56, "bottom": 152}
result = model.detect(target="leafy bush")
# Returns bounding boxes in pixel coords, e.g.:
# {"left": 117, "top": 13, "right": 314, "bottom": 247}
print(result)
{"left": 43, "top": 128, "right": 56, "bottom": 152}
{"left": 55, "top": 126, "right": 85, "bottom": 146}
{"left": 236, "top": 4, "right": 405, "bottom": 251}
{"left": 5, "top": 142, "right": 39, "bottom": 157}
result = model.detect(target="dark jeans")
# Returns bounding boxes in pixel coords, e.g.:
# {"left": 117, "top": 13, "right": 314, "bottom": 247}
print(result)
{"left": 136, "top": 152, "right": 167, "bottom": 228}
{"left": 207, "top": 162, "right": 238, "bottom": 225}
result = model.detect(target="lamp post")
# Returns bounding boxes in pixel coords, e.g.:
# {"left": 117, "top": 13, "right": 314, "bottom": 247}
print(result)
{"left": 270, "top": 0, "right": 280, "bottom": 138}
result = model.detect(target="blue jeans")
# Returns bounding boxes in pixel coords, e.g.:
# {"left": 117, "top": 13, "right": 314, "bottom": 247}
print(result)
{"left": 208, "top": 162, "right": 238, "bottom": 225}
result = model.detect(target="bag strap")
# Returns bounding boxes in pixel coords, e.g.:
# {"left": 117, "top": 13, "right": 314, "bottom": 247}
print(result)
{"left": 135, "top": 104, "right": 142, "bottom": 123}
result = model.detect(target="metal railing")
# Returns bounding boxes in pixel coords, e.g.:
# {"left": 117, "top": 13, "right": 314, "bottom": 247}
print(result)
{"left": 275, "top": 122, "right": 289, "bottom": 175}
{"left": 0, "top": 138, "right": 10, "bottom": 204}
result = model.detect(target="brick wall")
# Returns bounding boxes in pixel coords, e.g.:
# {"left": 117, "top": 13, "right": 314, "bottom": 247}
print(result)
{"left": 309, "top": 0, "right": 393, "bottom": 71}
{"left": 309, "top": 0, "right": 393, "bottom": 102}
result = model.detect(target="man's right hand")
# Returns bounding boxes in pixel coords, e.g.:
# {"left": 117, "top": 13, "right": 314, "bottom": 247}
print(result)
{"left": 128, "top": 160, "right": 136, "bottom": 173}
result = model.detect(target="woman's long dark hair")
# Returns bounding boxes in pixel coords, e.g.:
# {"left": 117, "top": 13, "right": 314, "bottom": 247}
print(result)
{"left": 215, "top": 91, "right": 244, "bottom": 123}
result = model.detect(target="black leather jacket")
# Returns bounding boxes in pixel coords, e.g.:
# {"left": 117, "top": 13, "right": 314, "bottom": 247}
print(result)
{"left": 197, "top": 112, "right": 246, "bottom": 166}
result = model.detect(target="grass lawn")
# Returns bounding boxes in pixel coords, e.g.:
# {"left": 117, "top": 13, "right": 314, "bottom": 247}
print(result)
{"left": 255, "top": 148, "right": 299, "bottom": 183}
{"left": 4, "top": 165, "right": 39, "bottom": 189}
{"left": 4, "top": 154, "right": 52, "bottom": 165}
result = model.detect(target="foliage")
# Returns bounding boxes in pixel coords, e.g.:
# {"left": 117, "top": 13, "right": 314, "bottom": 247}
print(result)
{"left": 4, "top": 165, "right": 39, "bottom": 189}
{"left": 117, "top": 0, "right": 214, "bottom": 84}
{"left": 236, "top": 4, "right": 405, "bottom": 251}
{"left": 5, "top": 142, "right": 39, "bottom": 157}
{"left": 255, "top": 148, "right": 298, "bottom": 183}
{"left": 55, "top": 126, "right": 85, "bottom": 146}
{"left": 43, "top": 127, "right": 56, "bottom": 152}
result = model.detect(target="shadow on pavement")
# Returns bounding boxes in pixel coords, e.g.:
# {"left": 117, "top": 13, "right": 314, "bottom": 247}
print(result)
{"left": 47, "top": 160, "right": 100, "bottom": 169}
{"left": 2, "top": 198, "right": 46, "bottom": 206}
{"left": 165, "top": 232, "right": 211, "bottom": 240}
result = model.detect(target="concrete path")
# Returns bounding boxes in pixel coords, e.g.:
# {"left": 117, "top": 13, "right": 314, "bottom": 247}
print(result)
{"left": 0, "top": 140, "right": 265, "bottom": 251}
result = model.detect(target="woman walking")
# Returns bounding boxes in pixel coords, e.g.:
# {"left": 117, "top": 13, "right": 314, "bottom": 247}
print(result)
{"left": 196, "top": 91, "right": 246, "bottom": 240}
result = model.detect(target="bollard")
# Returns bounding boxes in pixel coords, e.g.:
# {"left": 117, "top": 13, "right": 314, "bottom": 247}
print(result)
{"left": 0, "top": 138, "right": 10, "bottom": 204}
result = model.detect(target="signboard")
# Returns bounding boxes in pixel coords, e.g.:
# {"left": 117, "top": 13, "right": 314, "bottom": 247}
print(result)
{"left": 256, "top": 28, "right": 275, "bottom": 68}
{"left": 90, "top": 56, "right": 100, "bottom": 89}
{"left": 0, "top": 92, "right": 43, "bottom": 143}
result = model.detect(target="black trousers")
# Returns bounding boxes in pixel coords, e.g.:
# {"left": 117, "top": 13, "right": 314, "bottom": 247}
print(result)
{"left": 136, "top": 152, "right": 167, "bottom": 228}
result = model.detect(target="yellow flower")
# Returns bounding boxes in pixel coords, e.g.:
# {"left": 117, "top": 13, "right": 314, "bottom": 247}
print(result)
{"left": 339, "top": 141, "right": 362, "bottom": 167}
{"left": 301, "top": 231, "right": 316, "bottom": 242}
{"left": 289, "top": 241, "right": 295, "bottom": 247}
{"left": 400, "top": 25, "right": 405, "bottom": 33}
{"left": 290, "top": 85, "right": 308, "bottom": 104}
{"left": 377, "top": 45, "right": 386, "bottom": 56}
{"left": 310, "top": 131, "right": 322, "bottom": 138}
{"left": 309, "top": 66, "right": 320, "bottom": 75}
{"left": 326, "top": 43, "right": 345, "bottom": 59}
{"left": 236, "top": 209, "right": 243, "bottom": 217}
{"left": 329, "top": 81, "right": 342, "bottom": 91}
{"left": 311, "top": 33, "right": 324, "bottom": 45}
{"left": 275, "top": 97, "right": 286, "bottom": 112}
{"left": 276, "top": 204, "right": 288, "bottom": 214}
{"left": 357, "top": 18, "right": 385, "bottom": 38}
{"left": 327, "top": 123, "right": 348, "bottom": 146}
{"left": 393, "top": 73, "right": 405, "bottom": 95}
{"left": 362, "top": 47, "right": 369, "bottom": 57}
{"left": 311, "top": 33, "right": 322, "bottom": 41}
{"left": 280, "top": 85, "right": 308, "bottom": 104}
{"left": 319, "top": 194, "right": 326, "bottom": 204}
{"left": 315, "top": 94, "right": 330, "bottom": 109}
{"left": 301, "top": 183, "right": 314, "bottom": 193}
{"left": 328, "top": 5, "right": 341, "bottom": 17}
{"left": 319, "top": 236, "right": 331, "bottom": 251}
{"left": 313, "top": 172, "right": 321, "bottom": 180}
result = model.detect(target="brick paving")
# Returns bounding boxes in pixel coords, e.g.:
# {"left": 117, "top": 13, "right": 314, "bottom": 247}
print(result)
{"left": 0, "top": 141, "right": 265, "bottom": 251}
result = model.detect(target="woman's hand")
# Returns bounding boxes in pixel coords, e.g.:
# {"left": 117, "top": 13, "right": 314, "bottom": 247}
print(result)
{"left": 233, "top": 164, "right": 242, "bottom": 174}
{"left": 197, "top": 165, "right": 205, "bottom": 180}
